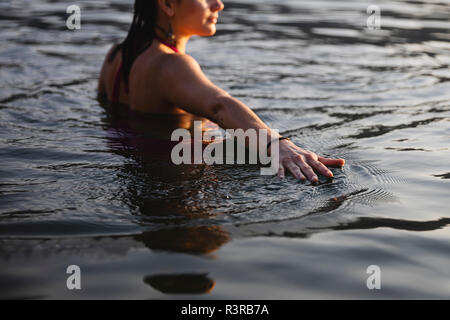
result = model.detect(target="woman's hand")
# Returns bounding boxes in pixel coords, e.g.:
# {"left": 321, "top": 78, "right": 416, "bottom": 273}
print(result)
{"left": 272, "top": 139, "right": 345, "bottom": 183}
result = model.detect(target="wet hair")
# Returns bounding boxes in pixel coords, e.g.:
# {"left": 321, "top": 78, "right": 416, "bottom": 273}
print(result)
{"left": 107, "top": 0, "right": 160, "bottom": 87}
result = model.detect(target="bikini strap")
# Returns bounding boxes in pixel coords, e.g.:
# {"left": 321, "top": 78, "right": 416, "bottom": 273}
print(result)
{"left": 155, "top": 36, "right": 180, "bottom": 53}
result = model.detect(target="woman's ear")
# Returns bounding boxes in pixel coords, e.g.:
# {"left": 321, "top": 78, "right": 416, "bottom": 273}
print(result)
{"left": 157, "top": 0, "right": 176, "bottom": 17}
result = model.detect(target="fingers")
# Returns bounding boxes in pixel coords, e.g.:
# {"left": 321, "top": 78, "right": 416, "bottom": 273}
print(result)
{"left": 276, "top": 165, "right": 285, "bottom": 178}
{"left": 291, "top": 156, "right": 317, "bottom": 183}
{"left": 284, "top": 160, "right": 306, "bottom": 181}
{"left": 310, "top": 159, "right": 334, "bottom": 178}
{"left": 318, "top": 156, "right": 345, "bottom": 167}
{"left": 277, "top": 153, "right": 345, "bottom": 183}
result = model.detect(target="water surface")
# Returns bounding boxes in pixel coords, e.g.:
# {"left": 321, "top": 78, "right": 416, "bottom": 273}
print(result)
{"left": 1, "top": 0, "right": 450, "bottom": 299}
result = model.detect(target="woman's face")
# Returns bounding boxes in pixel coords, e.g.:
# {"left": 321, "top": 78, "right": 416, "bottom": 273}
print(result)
{"left": 173, "top": 0, "right": 225, "bottom": 37}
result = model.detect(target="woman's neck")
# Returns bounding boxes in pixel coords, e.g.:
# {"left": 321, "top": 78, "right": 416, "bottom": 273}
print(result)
{"left": 154, "top": 25, "right": 190, "bottom": 54}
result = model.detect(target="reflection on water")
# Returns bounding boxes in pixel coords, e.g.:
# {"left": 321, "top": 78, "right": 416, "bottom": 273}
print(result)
{"left": 135, "top": 226, "right": 230, "bottom": 255}
{"left": 1, "top": 0, "right": 450, "bottom": 298}
{"left": 144, "top": 273, "right": 215, "bottom": 295}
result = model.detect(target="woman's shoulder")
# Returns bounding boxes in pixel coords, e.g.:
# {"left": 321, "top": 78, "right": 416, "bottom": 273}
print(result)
{"left": 101, "top": 43, "right": 122, "bottom": 71}
{"left": 98, "top": 43, "right": 121, "bottom": 95}
{"left": 153, "top": 52, "right": 203, "bottom": 82}
{"left": 108, "top": 43, "right": 121, "bottom": 58}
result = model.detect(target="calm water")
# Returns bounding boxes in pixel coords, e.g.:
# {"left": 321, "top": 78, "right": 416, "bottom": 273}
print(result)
{"left": 1, "top": 0, "right": 450, "bottom": 299}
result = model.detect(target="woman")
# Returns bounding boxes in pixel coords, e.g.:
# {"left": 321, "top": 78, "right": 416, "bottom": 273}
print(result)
{"left": 98, "top": 0, "right": 345, "bottom": 183}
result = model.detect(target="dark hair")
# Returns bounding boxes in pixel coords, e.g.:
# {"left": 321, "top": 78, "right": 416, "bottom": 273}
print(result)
{"left": 108, "top": 0, "right": 159, "bottom": 87}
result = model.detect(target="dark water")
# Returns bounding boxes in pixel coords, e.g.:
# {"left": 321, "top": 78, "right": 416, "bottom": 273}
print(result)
{"left": 1, "top": 0, "right": 450, "bottom": 299}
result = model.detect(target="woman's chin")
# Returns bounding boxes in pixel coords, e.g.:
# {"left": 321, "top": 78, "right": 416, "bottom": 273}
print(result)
{"left": 199, "top": 25, "right": 217, "bottom": 36}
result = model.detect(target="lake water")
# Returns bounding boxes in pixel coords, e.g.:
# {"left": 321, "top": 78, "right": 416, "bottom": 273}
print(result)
{"left": 1, "top": 0, "right": 449, "bottom": 299}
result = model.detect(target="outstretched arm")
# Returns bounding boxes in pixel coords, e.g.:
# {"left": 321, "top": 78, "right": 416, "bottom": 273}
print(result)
{"left": 156, "top": 54, "right": 345, "bottom": 182}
